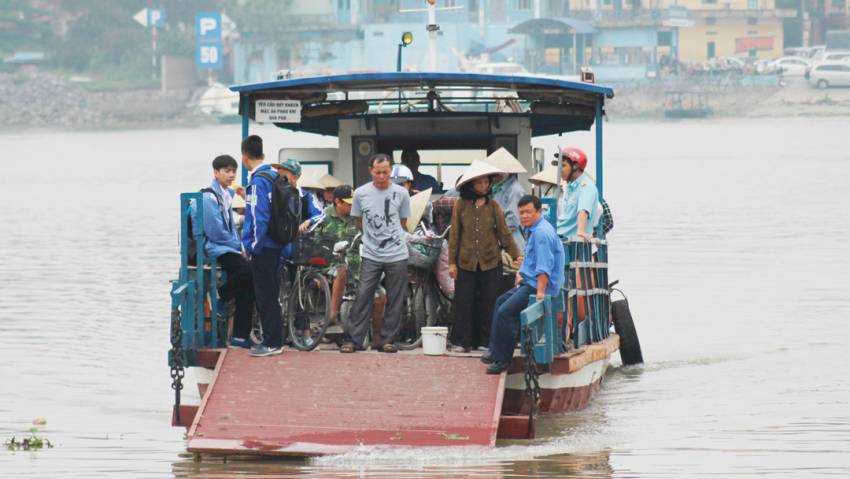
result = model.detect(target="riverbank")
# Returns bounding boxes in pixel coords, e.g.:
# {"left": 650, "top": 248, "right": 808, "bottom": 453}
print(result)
{"left": 607, "top": 77, "right": 850, "bottom": 118}
{"left": 0, "top": 73, "right": 208, "bottom": 130}
{"left": 2, "top": 73, "right": 848, "bottom": 131}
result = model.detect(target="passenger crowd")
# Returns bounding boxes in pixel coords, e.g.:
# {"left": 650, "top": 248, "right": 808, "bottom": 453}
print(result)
{"left": 192, "top": 135, "right": 609, "bottom": 374}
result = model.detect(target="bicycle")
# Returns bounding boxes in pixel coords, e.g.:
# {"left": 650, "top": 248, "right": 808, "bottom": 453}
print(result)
{"left": 280, "top": 227, "right": 334, "bottom": 351}
{"left": 323, "top": 233, "right": 370, "bottom": 349}
{"left": 250, "top": 225, "right": 331, "bottom": 351}
{"left": 396, "top": 225, "right": 452, "bottom": 350}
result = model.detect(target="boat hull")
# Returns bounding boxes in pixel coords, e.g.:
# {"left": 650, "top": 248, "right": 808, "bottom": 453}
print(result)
{"left": 501, "top": 334, "right": 619, "bottom": 415}
{"left": 503, "top": 357, "right": 609, "bottom": 414}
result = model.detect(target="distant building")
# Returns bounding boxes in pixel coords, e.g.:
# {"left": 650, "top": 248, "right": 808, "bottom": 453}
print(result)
{"left": 230, "top": 0, "right": 800, "bottom": 84}
{"left": 4, "top": 52, "right": 46, "bottom": 76}
{"left": 669, "top": 0, "right": 796, "bottom": 62}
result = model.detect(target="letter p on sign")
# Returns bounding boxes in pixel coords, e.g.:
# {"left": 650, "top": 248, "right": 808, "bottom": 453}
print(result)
{"left": 195, "top": 13, "right": 222, "bottom": 41}
{"left": 200, "top": 18, "right": 217, "bottom": 36}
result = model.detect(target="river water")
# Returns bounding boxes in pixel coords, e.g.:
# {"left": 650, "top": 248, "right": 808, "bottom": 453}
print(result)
{"left": 0, "top": 117, "right": 848, "bottom": 478}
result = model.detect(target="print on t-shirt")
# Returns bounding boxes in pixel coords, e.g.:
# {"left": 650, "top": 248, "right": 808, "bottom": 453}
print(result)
{"left": 362, "top": 192, "right": 403, "bottom": 249}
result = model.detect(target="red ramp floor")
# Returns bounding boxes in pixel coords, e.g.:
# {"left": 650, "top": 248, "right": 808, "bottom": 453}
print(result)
{"left": 187, "top": 349, "right": 506, "bottom": 456}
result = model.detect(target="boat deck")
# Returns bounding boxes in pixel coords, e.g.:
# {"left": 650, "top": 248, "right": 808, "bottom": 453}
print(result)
{"left": 185, "top": 348, "right": 506, "bottom": 456}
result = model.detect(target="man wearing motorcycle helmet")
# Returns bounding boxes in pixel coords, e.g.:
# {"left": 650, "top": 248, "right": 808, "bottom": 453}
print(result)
{"left": 391, "top": 163, "right": 415, "bottom": 192}
{"left": 554, "top": 147, "right": 599, "bottom": 242}
{"left": 392, "top": 163, "right": 432, "bottom": 229}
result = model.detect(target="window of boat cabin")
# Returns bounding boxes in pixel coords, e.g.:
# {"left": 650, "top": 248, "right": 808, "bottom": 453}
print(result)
{"left": 391, "top": 150, "right": 484, "bottom": 191}
{"left": 352, "top": 136, "right": 518, "bottom": 189}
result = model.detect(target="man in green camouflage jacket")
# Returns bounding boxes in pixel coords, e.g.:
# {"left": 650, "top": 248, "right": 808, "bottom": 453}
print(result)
{"left": 317, "top": 185, "right": 360, "bottom": 323}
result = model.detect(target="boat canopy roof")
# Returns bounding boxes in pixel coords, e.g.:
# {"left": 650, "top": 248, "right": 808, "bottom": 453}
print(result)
{"left": 230, "top": 72, "right": 614, "bottom": 137}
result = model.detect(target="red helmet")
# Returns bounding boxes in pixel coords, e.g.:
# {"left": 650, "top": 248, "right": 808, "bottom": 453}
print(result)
{"left": 553, "top": 147, "right": 588, "bottom": 170}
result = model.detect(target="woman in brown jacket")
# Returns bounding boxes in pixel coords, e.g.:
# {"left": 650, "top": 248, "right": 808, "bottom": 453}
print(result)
{"left": 448, "top": 161, "right": 522, "bottom": 353}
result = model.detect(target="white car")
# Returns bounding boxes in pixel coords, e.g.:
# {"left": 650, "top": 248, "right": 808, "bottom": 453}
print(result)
{"left": 811, "top": 50, "right": 850, "bottom": 63}
{"left": 808, "top": 62, "right": 850, "bottom": 89}
{"left": 768, "top": 56, "right": 813, "bottom": 76}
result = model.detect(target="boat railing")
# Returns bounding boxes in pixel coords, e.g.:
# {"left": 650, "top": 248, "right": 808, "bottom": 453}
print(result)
{"left": 519, "top": 291, "right": 565, "bottom": 366}
{"left": 170, "top": 192, "right": 227, "bottom": 368}
{"left": 563, "top": 237, "right": 611, "bottom": 349}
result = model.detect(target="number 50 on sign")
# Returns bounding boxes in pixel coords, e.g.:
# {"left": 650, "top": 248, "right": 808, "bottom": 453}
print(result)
{"left": 196, "top": 44, "right": 222, "bottom": 69}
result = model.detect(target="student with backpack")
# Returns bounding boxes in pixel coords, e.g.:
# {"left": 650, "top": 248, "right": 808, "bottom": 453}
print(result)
{"left": 241, "top": 135, "right": 300, "bottom": 357}
{"left": 191, "top": 155, "right": 255, "bottom": 350}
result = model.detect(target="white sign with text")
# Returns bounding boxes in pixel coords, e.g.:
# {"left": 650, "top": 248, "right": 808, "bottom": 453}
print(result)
{"left": 255, "top": 100, "right": 301, "bottom": 123}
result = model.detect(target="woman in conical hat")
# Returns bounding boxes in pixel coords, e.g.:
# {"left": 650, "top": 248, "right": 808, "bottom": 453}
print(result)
{"left": 528, "top": 165, "right": 562, "bottom": 199}
{"left": 298, "top": 172, "right": 330, "bottom": 209}
{"left": 482, "top": 147, "right": 527, "bottom": 250}
{"left": 317, "top": 174, "right": 343, "bottom": 205}
{"left": 447, "top": 160, "right": 522, "bottom": 353}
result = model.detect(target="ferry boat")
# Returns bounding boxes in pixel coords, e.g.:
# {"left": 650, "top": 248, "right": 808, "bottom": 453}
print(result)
{"left": 664, "top": 90, "right": 712, "bottom": 119}
{"left": 169, "top": 72, "right": 643, "bottom": 457}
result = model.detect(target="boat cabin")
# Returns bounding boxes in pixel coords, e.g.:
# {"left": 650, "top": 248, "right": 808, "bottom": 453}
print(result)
{"left": 229, "top": 72, "right": 614, "bottom": 194}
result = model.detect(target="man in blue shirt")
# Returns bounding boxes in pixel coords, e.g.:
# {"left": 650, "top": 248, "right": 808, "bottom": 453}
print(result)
{"left": 483, "top": 195, "right": 565, "bottom": 374}
{"left": 191, "top": 155, "right": 255, "bottom": 350}
{"left": 555, "top": 147, "right": 599, "bottom": 241}
{"left": 401, "top": 149, "right": 442, "bottom": 194}
{"left": 241, "top": 135, "right": 285, "bottom": 357}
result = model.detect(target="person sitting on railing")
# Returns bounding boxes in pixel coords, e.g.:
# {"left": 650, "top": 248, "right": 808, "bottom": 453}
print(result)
{"left": 554, "top": 148, "right": 600, "bottom": 242}
{"left": 448, "top": 161, "right": 522, "bottom": 354}
{"left": 482, "top": 195, "right": 565, "bottom": 375}
{"left": 191, "top": 154, "right": 255, "bottom": 350}
{"left": 316, "top": 185, "right": 387, "bottom": 330}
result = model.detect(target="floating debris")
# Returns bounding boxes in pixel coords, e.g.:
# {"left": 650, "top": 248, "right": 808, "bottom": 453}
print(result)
{"left": 4, "top": 419, "right": 54, "bottom": 451}
{"left": 4, "top": 435, "right": 53, "bottom": 451}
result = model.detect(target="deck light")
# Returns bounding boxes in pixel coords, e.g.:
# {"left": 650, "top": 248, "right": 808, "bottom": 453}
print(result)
{"left": 401, "top": 31, "right": 414, "bottom": 46}
{"left": 397, "top": 32, "right": 413, "bottom": 73}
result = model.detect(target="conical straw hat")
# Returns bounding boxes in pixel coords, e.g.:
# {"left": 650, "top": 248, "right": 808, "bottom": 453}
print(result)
{"left": 455, "top": 160, "right": 507, "bottom": 190}
{"left": 297, "top": 172, "right": 324, "bottom": 190}
{"left": 319, "top": 173, "right": 343, "bottom": 189}
{"left": 529, "top": 166, "right": 561, "bottom": 186}
{"left": 406, "top": 188, "right": 432, "bottom": 234}
{"left": 483, "top": 147, "right": 526, "bottom": 174}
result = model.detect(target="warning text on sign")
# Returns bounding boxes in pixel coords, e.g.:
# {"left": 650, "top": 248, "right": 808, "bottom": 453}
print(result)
{"left": 255, "top": 100, "right": 302, "bottom": 123}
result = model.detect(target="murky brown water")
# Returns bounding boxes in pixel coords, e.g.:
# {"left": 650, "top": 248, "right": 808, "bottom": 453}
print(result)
{"left": 1, "top": 117, "right": 849, "bottom": 478}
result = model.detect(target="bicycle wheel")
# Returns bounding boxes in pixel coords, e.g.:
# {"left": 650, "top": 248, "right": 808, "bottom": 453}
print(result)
{"left": 287, "top": 269, "right": 332, "bottom": 351}
{"left": 396, "top": 281, "right": 429, "bottom": 350}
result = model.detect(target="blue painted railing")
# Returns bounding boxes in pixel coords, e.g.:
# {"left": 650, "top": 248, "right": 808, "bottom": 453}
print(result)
{"left": 520, "top": 290, "right": 567, "bottom": 366}
{"left": 169, "top": 192, "right": 227, "bottom": 367}
{"left": 518, "top": 236, "right": 611, "bottom": 365}
{"left": 564, "top": 238, "right": 610, "bottom": 349}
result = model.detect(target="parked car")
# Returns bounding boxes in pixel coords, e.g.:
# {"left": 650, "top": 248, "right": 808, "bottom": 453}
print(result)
{"left": 784, "top": 47, "right": 813, "bottom": 58}
{"left": 768, "top": 57, "right": 813, "bottom": 76}
{"left": 807, "top": 62, "right": 850, "bottom": 88}
{"left": 811, "top": 50, "right": 850, "bottom": 63}
{"left": 809, "top": 46, "right": 827, "bottom": 59}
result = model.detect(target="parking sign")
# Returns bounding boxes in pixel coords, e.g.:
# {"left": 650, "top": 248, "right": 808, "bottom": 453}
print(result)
{"left": 196, "top": 13, "right": 222, "bottom": 41}
{"left": 195, "top": 12, "right": 223, "bottom": 70}
{"left": 196, "top": 43, "right": 222, "bottom": 69}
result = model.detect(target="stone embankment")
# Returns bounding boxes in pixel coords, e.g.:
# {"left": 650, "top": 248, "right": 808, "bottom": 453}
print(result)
{"left": 607, "top": 77, "right": 850, "bottom": 118}
{"left": 0, "top": 73, "right": 204, "bottom": 130}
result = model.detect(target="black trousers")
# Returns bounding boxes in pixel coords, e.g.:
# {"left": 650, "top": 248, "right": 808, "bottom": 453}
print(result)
{"left": 450, "top": 264, "right": 503, "bottom": 349}
{"left": 250, "top": 247, "right": 283, "bottom": 348}
{"left": 217, "top": 252, "right": 254, "bottom": 340}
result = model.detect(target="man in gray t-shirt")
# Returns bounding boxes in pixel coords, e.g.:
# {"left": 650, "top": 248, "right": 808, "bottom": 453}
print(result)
{"left": 351, "top": 181, "right": 411, "bottom": 263}
{"left": 341, "top": 154, "right": 411, "bottom": 353}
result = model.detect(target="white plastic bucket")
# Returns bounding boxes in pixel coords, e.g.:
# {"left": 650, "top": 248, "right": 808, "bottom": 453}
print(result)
{"left": 421, "top": 326, "right": 448, "bottom": 355}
